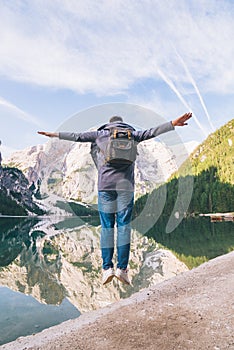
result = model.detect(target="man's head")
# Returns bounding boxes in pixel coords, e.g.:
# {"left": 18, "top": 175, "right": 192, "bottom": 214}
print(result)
{"left": 109, "top": 116, "right": 123, "bottom": 123}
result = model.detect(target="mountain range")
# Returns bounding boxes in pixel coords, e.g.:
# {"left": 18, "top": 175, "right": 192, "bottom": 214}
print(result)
{"left": 2, "top": 136, "right": 197, "bottom": 213}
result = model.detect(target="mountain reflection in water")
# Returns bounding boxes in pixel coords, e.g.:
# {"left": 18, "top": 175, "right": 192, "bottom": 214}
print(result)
{"left": 0, "top": 216, "right": 162, "bottom": 345}
{"left": 0, "top": 215, "right": 233, "bottom": 345}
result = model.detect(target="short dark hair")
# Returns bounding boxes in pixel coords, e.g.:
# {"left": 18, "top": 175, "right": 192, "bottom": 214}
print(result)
{"left": 109, "top": 116, "right": 123, "bottom": 123}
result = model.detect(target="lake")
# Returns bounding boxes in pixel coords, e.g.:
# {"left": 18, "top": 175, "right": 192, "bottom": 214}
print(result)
{"left": 0, "top": 215, "right": 233, "bottom": 345}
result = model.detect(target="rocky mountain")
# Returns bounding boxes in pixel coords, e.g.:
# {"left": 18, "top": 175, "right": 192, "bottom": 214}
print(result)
{"left": 0, "top": 167, "right": 44, "bottom": 215}
{"left": 4, "top": 137, "right": 194, "bottom": 205}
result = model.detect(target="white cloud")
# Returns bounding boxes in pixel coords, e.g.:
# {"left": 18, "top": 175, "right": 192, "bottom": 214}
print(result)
{"left": 0, "top": 96, "right": 47, "bottom": 154}
{"left": 0, "top": 0, "right": 233, "bottom": 96}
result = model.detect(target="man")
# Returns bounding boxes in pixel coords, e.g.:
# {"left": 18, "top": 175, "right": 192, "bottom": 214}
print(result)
{"left": 38, "top": 112, "right": 192, "bottom": 285}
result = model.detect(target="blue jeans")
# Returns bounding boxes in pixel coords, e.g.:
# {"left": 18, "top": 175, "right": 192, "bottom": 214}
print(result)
{"left": 98, "top": 190, "right": 134, "bottom": 270}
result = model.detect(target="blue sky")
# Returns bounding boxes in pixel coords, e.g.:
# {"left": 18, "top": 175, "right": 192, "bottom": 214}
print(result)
{"left": 0, "top": 0, "right": 233, "bottom": 158}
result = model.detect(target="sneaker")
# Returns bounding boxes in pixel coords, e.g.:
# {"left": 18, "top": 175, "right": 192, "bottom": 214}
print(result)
{"left": 102, "top": 268, "right": 115, "bottom": 285}
{"left": 115, "top": 268, "right": 130, "bottom": 285}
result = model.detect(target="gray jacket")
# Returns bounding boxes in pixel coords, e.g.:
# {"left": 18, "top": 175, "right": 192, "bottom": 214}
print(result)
{"left": 59, "top": 121, "right": 174, "bottom": 191}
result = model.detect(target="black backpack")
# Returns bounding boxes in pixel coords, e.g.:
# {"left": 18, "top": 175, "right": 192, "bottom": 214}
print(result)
{"left": 103, "top": 127, "right": 137, "bottom": 165}
{"left": 90, "top": 125, "right": 138, "bottom": 167}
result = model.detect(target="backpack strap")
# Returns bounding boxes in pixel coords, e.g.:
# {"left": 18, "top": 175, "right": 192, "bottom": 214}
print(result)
{"left": 113, "top": 129, "right": 117, "bottom": 139}
{"left": 111, "top": 128, "right": 133, "bottom": 140}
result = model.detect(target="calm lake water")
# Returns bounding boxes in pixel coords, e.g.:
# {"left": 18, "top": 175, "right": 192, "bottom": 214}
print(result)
{"left": 0, "top": 215, "right": 233, "bottom": 345}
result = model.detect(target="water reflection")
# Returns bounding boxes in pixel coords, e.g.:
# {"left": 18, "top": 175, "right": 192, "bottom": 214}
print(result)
{"left": 0, "top": 215, "right": 233, "bottom": 345}
{"left": 0, "top": 218, "right": 66, "bottom": 305}
{"left": 139, "top": 216, "right": 234, "bottom": 268}
{"left": 0, "top": 286, "right": 80, "bottom": 346}
{"left": 0, "top": 216, "right": 160, "bottom": 345}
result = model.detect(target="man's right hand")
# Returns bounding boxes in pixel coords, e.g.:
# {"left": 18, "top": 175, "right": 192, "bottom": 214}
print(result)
{"left": 172, "top": 112, "right": 192, "bottom": 127}
{"left": 37, "top": 131, "right": 59, "bottom": 138}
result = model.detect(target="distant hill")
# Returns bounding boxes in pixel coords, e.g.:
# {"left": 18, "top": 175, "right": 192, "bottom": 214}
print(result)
{"left": 181, "top": 118, "right": 233, "bottom": 184}
{"left": 134, "top": 118, "right": 234, "bottom": 217}
{"left": 181, "top": 118, "right": 233, "bottom": 213}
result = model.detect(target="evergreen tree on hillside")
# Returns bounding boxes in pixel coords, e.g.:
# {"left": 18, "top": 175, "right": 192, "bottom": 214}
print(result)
{"left": 179, "top": 119, "right": 234, "bottom": 184}
{"left": 0, "top": 189, "right": 27, "bottom": 216}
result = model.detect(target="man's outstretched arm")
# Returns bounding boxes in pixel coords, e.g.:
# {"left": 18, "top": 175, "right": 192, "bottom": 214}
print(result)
{"left": 38, "top": 130, "right": 98, "bottom": 142}
{"left": 134, "top": 112, "right": 193, "bottom": 142}
{"left": 38, "top": 131, "right": 59, "bottom": 138}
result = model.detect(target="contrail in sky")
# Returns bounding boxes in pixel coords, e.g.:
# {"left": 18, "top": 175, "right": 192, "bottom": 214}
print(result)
{"left": 172, "top": 46, "right": 215, "bottom": 131}
{"left": 157, "top": 69, "right": 208, "bottom": 138}
{"left": 0, "top": 96, "right": 41, "bottom": 126}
